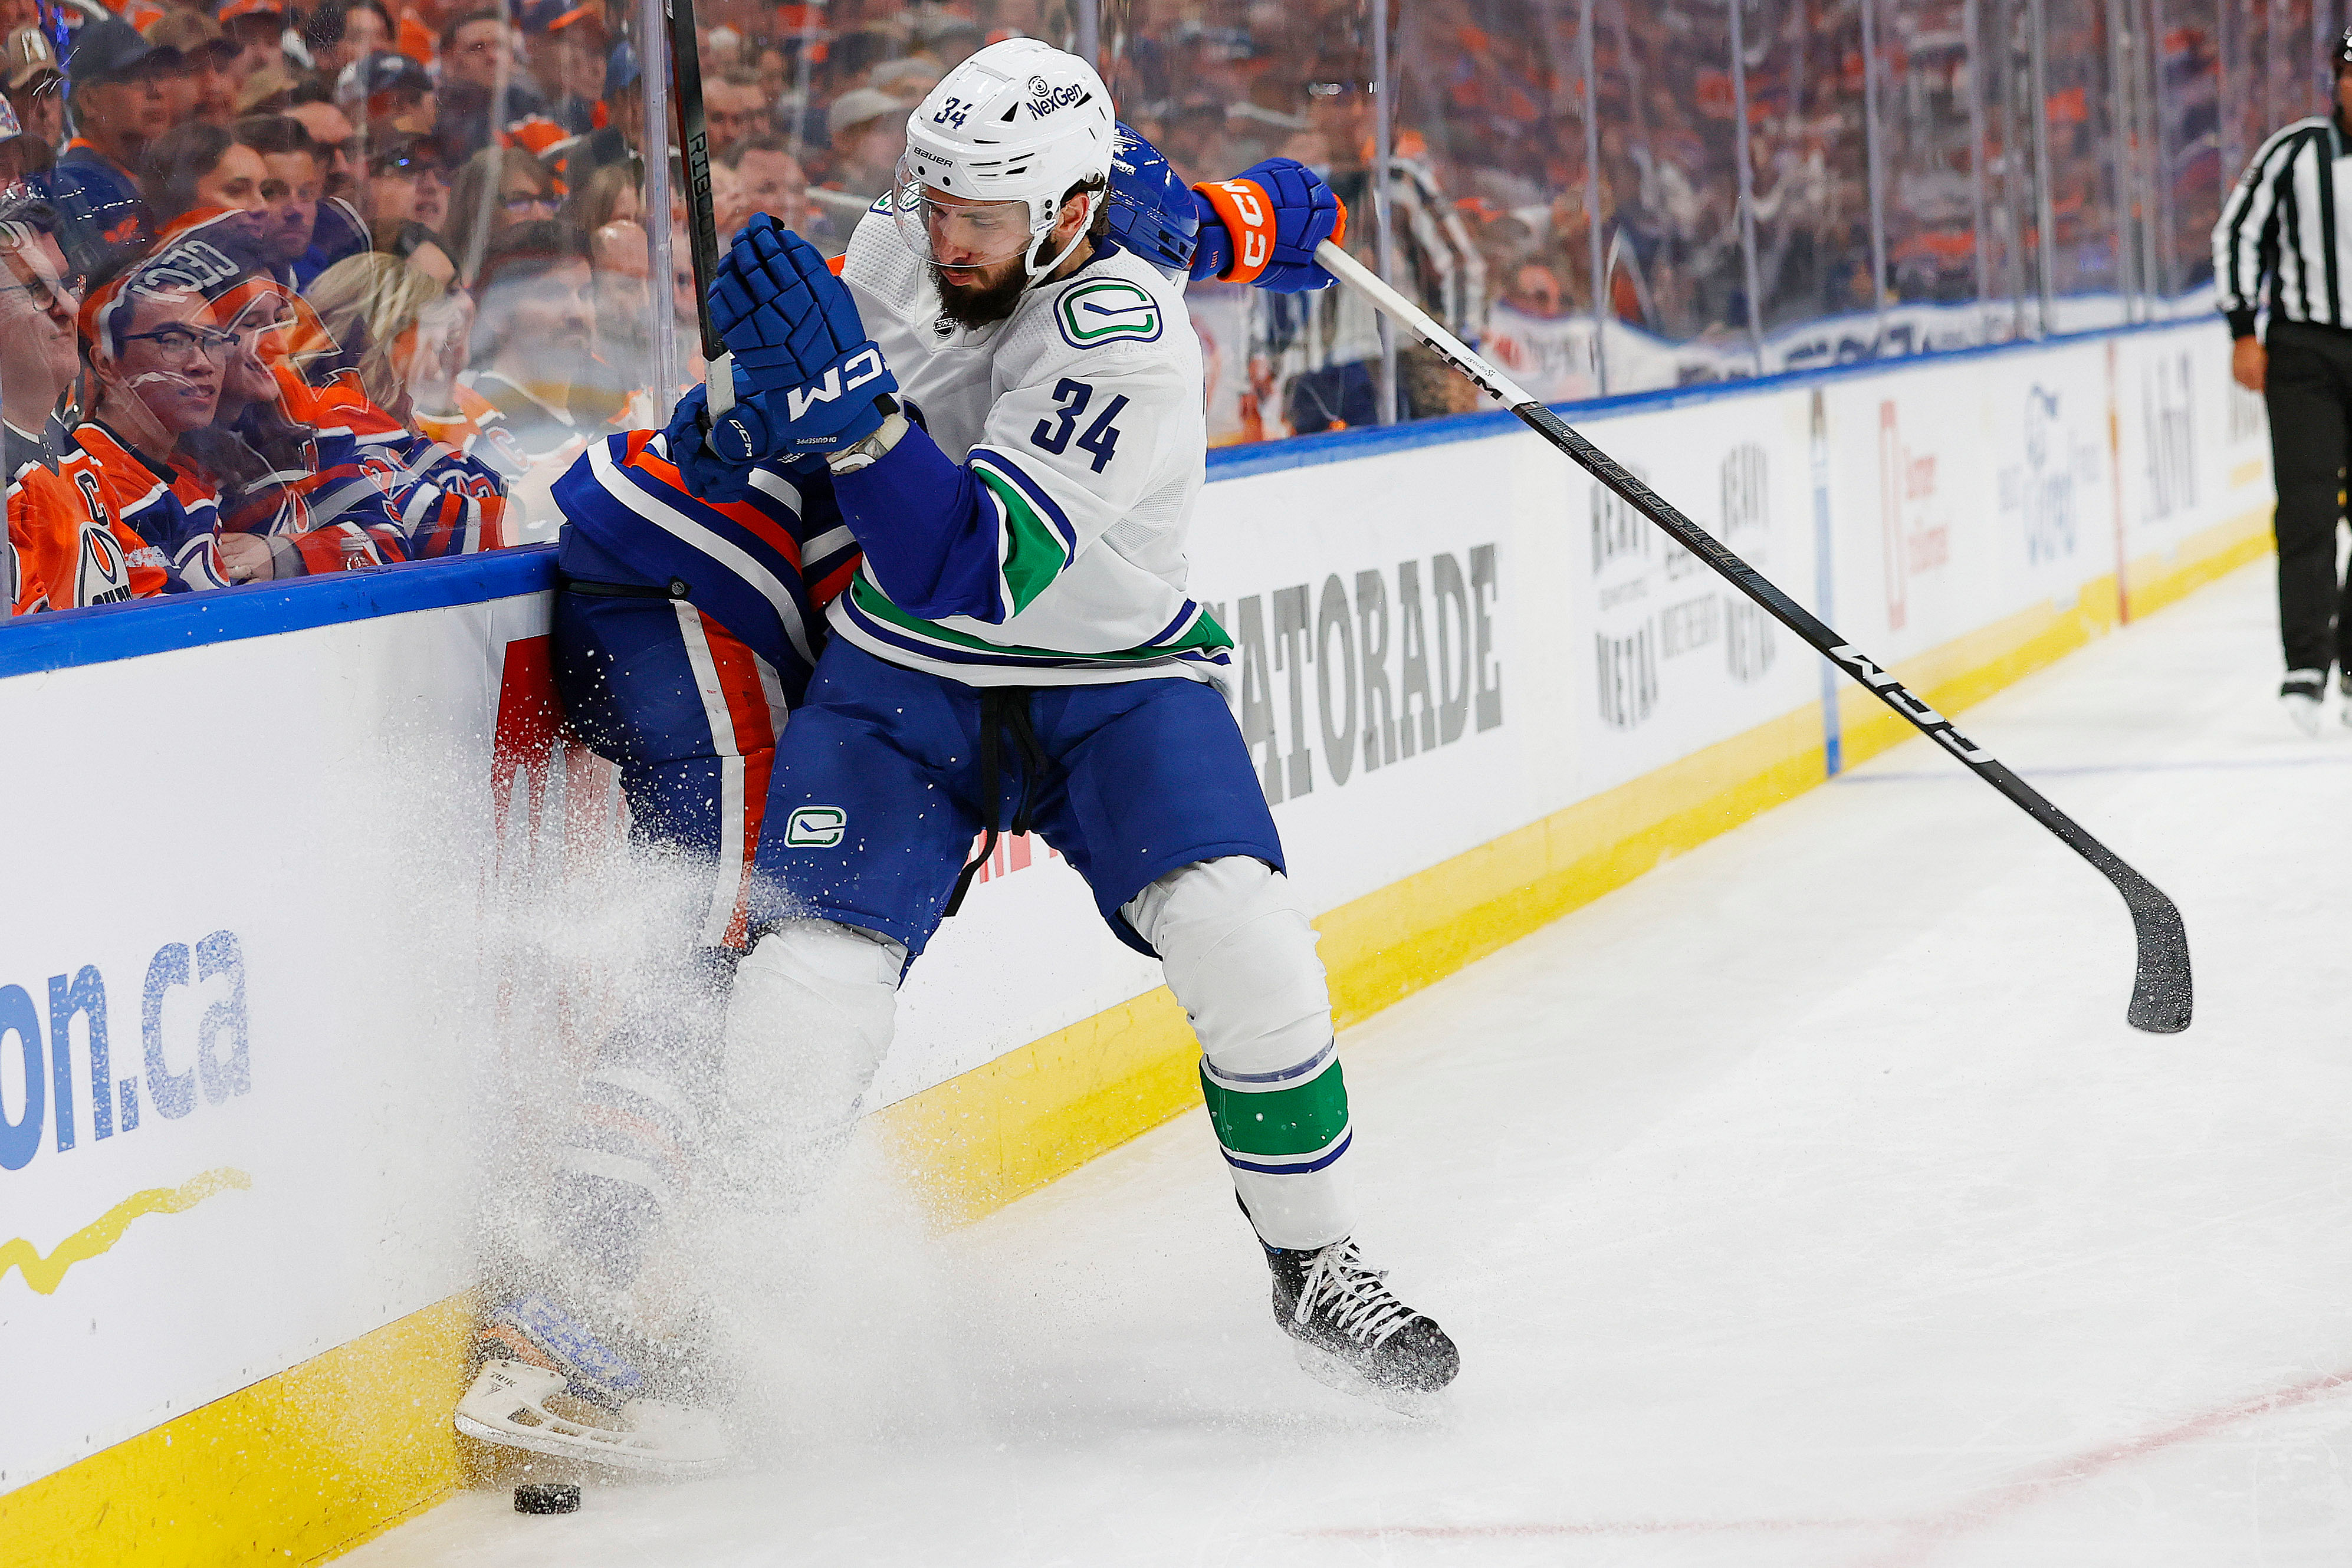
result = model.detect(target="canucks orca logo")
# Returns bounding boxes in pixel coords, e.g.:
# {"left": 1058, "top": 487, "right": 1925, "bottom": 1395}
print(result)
{"left": 1056, "top": 280, "right": 1162, "bottom": 348}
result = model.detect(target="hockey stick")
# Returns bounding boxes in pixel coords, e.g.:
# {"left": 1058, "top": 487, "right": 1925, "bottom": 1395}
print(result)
{"left": 663, "top": 0, "right": 733, "bottom": 414}
{"left": 1313, "top": 239, "right": 2193, "bottom": 1035}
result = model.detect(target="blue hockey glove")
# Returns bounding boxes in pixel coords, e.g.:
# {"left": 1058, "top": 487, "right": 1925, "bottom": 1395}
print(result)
{"left": 1190, "top": 158, "right": 1346, "bottom": 293}
{"left": 659, "top": 382, "right": 833, "bottom": 501}
{"left": 708, "top": 214, "right": 882, "bottom": 385}
{"left": 661, "top": 382, "right": 762, "bottom": 502}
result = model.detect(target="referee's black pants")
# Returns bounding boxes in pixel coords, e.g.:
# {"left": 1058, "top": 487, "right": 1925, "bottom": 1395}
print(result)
{"left": 2264, "top": 320, "right": 2352, "bottom": 674}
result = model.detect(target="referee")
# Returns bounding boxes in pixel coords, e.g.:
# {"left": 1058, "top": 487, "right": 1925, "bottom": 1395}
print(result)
{"left": 2215, "top": 29, "right": 2352, "bottom": 734}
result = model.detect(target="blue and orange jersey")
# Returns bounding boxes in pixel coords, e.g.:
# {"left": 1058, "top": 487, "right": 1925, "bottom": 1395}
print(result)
{"left": 270, "top": 366, "right": 511, "bottom": 560}
{"left": 551, "top": 430, "right": 860, "bottom": 706}
{"left": 7, "top": 449, "right": 173, "bottom": 613}
{"left": 69, "top": 421, "right": 230, "bottom": 591}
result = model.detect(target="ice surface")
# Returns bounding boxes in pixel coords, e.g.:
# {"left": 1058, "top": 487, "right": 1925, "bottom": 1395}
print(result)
{"left": 349, "top": 561, "right": 2352, "bottom": 1566}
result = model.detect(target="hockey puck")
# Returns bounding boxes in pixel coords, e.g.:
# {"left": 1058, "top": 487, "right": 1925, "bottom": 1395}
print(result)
{"left": 513, "top": 1481, "right": 581, "bottom": 1515}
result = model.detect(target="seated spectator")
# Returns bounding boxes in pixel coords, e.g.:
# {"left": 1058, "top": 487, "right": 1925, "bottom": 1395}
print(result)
{"left": 235, "top": 63, "right": 298, "bottom": 116}
{"left": 4, "top": 25, "right": 62, "bottom": 155}
{"left": 138, "top": 122, "right": 271, "bottom": 238}
{"left": 47, "top": 18, "right": 170, "bottom": 278}
{"left": 704, "top": 67, "right": 767, "bottom": 159}
{"left": 435, "top": 8, "right": 546, "bottom": 159}
{"left": 216, "top": 0, "right": 287, "bottom": 88}
{"left": 0, "top": 88, "right": 47, "bottom": 188}
{"left": 303, "top": 0, "right": 392, "bottom": 84}
{"left": 3, "top": 198, "right": 175, "bottom": 613}
{"left": 302, "top": 251, "right": 472, "bottom": 435}
{"left": 282, "top": 98, "right": 369, "bottom": 289}
{"left": 178, "top": 246, "right": 399, "bottom": 567}
{"left": 232, "top": 115, "right": 324, "bottom": 284}
{"left": 465, "top": 219, "right": 593, "bottom": 452}
{"left": 143, "top": 10, "right": 238, "bottom": 126}
{"left": 444, "top": 145, "right": 559, "bottom": 284}
{"left": 337, "top": 49, "right": 436, "bottom": 139}
{"left": 461, "top": 219, "right": 596, "bottom": 532}
{"left": 0, "top": 199, "right": 76, "bottom": 474}
{"left": 360, "top": 132, "right": 449, "bottom": 236}
{"left": 71, "top": 248, "right": 245, "bottom": 588}
{"left": 286, "top": 94, "right": 361, "bottom": 205}
{"left": 809, "top": 86, "right": 904, "bottom": 231}
{"left": 559, "top": 160, "right": 639, "bottom": 235}
{"left": 582, "top": 214, "right": 648, "bottom": 409}
{"left": 547, "top": 39, "right": 640, "bottom": 188}
{"left": 520, "top": 0, "right": 606, "bottom": 136}
{"left": 189, "top": 234, "right": 510, "bottom": 564}
{"left": 721, "top": 134, "right": 834, "bottom": 253}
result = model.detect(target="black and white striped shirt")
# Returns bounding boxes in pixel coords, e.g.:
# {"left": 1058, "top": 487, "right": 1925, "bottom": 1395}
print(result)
{"left": 2215, "top": 116, "right": 2352, "bottom": 338}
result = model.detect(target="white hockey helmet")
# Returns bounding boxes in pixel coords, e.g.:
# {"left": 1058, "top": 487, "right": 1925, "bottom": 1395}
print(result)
{"left": 893, "top": 38, "right": 1116, "bottom": 282}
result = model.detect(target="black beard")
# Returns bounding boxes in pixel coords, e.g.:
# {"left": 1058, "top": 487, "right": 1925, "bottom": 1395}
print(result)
{"left": 931, "top": 259, "right": 1030, "bottom": 330}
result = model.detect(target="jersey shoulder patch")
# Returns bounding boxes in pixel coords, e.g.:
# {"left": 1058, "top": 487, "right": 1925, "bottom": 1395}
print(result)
{"left": 1055, "top": 277, "right": 1165, "bottom": 350}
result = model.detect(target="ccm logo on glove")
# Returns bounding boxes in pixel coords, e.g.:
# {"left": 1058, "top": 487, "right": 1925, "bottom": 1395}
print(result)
{"left": 1196, "top": 179, "right": 1274, "bottom": 283}
{"left": 784, "top": 347, "right": 890, "bottom": 422}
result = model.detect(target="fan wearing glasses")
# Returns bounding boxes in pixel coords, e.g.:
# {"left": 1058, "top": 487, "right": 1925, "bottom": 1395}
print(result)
{"left": 362, "top": 135, "right": 450, "bottom": 238}
{"left": 71, "top": 256, "right": 249, "bottom": 589}
{"left": 1, "top": 198, "right": 170, "bottom": 614}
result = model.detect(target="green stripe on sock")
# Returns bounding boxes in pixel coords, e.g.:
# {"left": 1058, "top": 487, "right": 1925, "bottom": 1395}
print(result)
{"left": 973, "top": 462, "right": 1070, "bottom": 615}
{"left": 1200, "top": 1059, "right": 1350, "bottom": 1158}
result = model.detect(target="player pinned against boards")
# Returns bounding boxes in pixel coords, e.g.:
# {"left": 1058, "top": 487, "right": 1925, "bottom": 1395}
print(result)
{"left": 451, "top": 61, "right": 1453, "bottom": 1479}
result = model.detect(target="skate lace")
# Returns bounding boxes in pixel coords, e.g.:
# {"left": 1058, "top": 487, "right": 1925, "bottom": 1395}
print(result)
{"left": 1293, "top": 1237, "right": 1419, "bottom": 1348}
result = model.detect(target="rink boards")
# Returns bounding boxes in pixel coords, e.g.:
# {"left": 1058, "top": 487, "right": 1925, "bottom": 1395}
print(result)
{"left": 0, "top": 317, "right": 2272, "bottom": 1564}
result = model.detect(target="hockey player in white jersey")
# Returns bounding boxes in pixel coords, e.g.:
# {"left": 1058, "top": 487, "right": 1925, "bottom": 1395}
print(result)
{"left": 456, "top": 42, "right": 1453, "bottom": 1474}
{"left": 709, "top": 35, "right": 1454, "bottom": 1398}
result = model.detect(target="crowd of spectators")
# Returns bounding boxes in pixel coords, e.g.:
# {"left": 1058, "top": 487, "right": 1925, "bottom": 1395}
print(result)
{"left": 0, "top": 0, "right": 2269, "bottom": 616}
{"left": 0, "top": 0, "right": 999, "bottom": 617}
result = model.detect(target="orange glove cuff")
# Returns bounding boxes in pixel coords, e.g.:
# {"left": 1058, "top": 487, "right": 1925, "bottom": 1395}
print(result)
{"left": 1329, "top": 193, "right": 1348, "bottom": 249}
{"left": 1193, "top": 177, "right": 1274, "bottom": 284}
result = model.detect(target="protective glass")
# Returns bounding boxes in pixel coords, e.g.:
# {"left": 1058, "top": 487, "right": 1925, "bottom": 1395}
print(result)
{"left": 891, "top": 155, "right": 1042, "bottom": 271}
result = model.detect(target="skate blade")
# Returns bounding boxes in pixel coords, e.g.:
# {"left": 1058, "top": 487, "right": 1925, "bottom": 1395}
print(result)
{"left": 1292, "top": 1340, "right": 1442, "bottom": 1418}
{"left": 455, "top": 1365, "right": 728, "bottom": 1478}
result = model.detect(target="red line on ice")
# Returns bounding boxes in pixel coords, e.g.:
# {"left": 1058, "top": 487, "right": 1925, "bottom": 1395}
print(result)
{"left": 1293, "top": 1364, "right": 2352, "bottom": 1555}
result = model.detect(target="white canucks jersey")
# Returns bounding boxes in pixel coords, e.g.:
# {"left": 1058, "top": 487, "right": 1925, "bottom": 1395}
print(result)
{"left": 827, "top": 209, "right": 1233, "bottom": 689}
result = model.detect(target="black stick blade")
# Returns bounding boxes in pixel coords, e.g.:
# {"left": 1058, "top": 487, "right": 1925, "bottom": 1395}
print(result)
{"left": 2122, "top": 876, "right": 2193, "bottom": 1034}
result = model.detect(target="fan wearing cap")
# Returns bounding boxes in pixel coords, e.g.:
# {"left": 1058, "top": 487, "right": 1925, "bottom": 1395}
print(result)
{"left": 216, "top": 0, "right": 290, "bottom": 88}
{"left": 1, "top": 199, "right": 171, "bottom": 614}
{"left": 143, "top": 9, "right": 239, "bottom": 127}
{"left": 336, "top": 48, "right": 436, "bottom": 137}
{"left": 3, "top": 25, "right": 63, "bottom": 160}
{"left": 804, "top": 86, "right": 905, "bottom": 234}
{"left": 518, "top": 0, "right": 606, "bottom": 137}
{"left": 45, "top": 17, "right": 170, "bottom": 277}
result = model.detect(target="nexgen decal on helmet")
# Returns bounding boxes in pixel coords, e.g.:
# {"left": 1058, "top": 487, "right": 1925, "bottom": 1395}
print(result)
{"left": 894, "top": 38, "right": 1116, "bottom": 282}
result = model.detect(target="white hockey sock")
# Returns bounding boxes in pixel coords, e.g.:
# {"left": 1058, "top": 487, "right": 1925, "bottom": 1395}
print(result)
{"left": 1124, "top": 857, "right": 1353, "bottom": 1250}
{"left": 715, "top": 918, "right": 904, "bottom": 1214}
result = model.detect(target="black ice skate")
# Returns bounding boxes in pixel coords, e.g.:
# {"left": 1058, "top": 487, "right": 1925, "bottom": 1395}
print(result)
{"left": 1266, "top": 1236, "right": 1458, "bottom": 1411}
